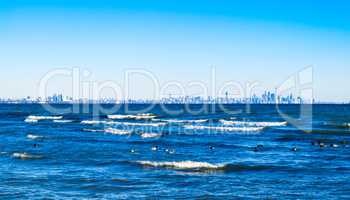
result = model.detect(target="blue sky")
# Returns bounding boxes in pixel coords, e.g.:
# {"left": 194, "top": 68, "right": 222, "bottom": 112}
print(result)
{"left": 0, "top": 0, "right": 349, "bottom": 101}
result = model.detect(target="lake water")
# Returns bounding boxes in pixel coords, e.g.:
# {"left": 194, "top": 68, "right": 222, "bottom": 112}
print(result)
{"left": 0, "top": 104, "right": 350, "bottom": 199}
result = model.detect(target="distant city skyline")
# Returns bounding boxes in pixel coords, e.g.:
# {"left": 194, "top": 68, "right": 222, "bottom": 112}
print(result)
{"left": 0, "top": 1, "right": 349, "bottom": 102}
{"left": 0, "top": 90, "right": 339, "bottom": 104}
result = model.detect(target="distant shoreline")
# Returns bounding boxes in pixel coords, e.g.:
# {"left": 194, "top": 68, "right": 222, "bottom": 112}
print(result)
{"left": 0, "top": 103, "right": 348, "bottom": 105}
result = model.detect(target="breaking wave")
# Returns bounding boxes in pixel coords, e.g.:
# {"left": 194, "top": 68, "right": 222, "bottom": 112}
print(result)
{"left": 219, "top": 120, "right": 287, "bottom": 127}
{"left": 81, "top": 120, "right": 166, "bottom": 127}
{"left": 27, "top": 134, "right": 43, "bottom": 140}
{"left": 12, "top": 152, "right": 43, "bottom": 160}
{"left": 53, "top": 120, "right": 73, "bottom": 123}
{"left": 136, "top": 160, "right": 222, "bottom": 169}
{"left": 107, "top": 121, "right": 167, "bottom": 127}
{"left": 26, "top": 115, "right": 63, "bottom": 120}
{"left": 107, "top": 113, "right": 157, "bottom": 120}
{"left": 84, "top": 128, "right": 131, "bottom": 135}
{"left": 25, "top": 115, "right": 63, "bottom": 123}
{"left": 135, "top": 161, "right": 275, "bottom": 172}
{"left": 24, "top": 118, "right": 39, "bottom": 123}
{"left": 81, "top": 120, "right": 106, "bottom": 125}
{"left": 184, "top": 125, "right": 264, "bottom": 132}
{"left": 161, "top": 119, "right": 209, "bottom": 124}
{"left": 140, "top": 133, "right": 161, "bottom": 139}
{"left": 82, "top": 129, "right": 104, "bottom": 133}
{"left": 104, "top": 128, "right": 131, "bottom": 135}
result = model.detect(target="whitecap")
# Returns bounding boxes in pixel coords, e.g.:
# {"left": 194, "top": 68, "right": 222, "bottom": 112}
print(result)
{"left": 81, "top": 120, "right": 106, "bottom": 124}
{"left": 162, "top": 119, "right": 208, "bottom": 123}
{"left": 136, "top": 160, "right": 223, "bottom": 170}
{"left": 12, "top": 152, "right": 42, "bottom": 159}
{"left": 107, "top": 114, "right": 134, "bottom": 119}
{"left": 107, "top": 113, "right": 156, "bottom": 120}
{"left": 81, "top": 120, "right": 166, "bottom": 127}
{"left": 219, "top": 120, "right": 287, "bottom": 127}
{"left": 53, "top": 119, "right": 73, "bottom": 123}
{"left": 24, "top": 119, "right": 38, "bottom": 123}
{"left": 134, "top": 113, "right": 157, "bottom": 119}
{"left": 140, "top": 133, "right": 161, "bottom": 139}
{"left": 26, "top": 115, "right": 63, "bottom": 121}
{"left": 104, "top": 128, "right": 131, "bottom": 135}
{"left": 107, "top": 121, "right": 167, "bottom": 127}
{"left": 27, "top": 134, "right": 43, "bottom": 140}
{"left": 83, "top": 129, "right": 104, "bottom": 132}
{"left": 184, "top": 125, "right": 264, "bottom": 132}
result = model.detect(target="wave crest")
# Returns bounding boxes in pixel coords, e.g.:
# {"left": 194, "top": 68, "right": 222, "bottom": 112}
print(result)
{"left": 136, "top": 161, "right": 223, "bottom": 170}
{"left": 135, "top": 161, "right": 276, "bottom": 172}
{"left": 24, "top": 118, "right": 38, "bottom": 123}
{"left": 81, "top": 120, "right": 106, "bottom": 124}
{"left": 219, "top": 120, "right": 287, "bottom": 127}
{"left": 12, "top": 152, "right": 43, "bottom": 160}
{"left": 53, "top": 120, "right": 73, "bottom": 123}
{"left": 81, "top": 120, "right": 166, "bottom": 127}
{"left": 161, "top": 119, "right": 209, "bottom": 124}
{"left": 83, "top": 129, "right": 104, "bottom": 132}
{"left": 104, "top": 128, "right": 131, "bottom": 135}
{"left": 27, "top": 134, "right": 43, "bottom": 140}
{"left": 107, "top": 113, "right": 156, "bottom": 120}
{"left": 184, "top": 125, "right": 264, "bottom": 132}
{"left": 140, "top": 133, "right": 161, "bottom": 139}
{"left": 26, "top": 115, "right": 63, "bottom": 120}
{"left": 107, "top": 121, "right": 167, "bottom": 127}
{"left": 25, "top": 115, "right": 63, "bottom": 123}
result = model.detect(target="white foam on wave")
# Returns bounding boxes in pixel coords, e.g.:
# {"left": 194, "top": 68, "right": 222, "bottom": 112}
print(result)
{"left": 104, "top": 128, "right": 131, "bottom": 135}
{"left": 12, "top": 152, "right": 42, "bottom": 159}
{"left": 81, "top": 119, "right": 166, "bottom": 127}
{"left": 161, "top": 119, "right": 209, "bottom": 123}
{"left": 136, "top": 160, "right": 223, "bottom": 169}
{"left": 107, "top": 115, "right": 130, "bottom": 119}
{"left": 25, "top": 115, "right": 63, "bottom": 121}
{"left": 24, "top": 119, "right": 38, "bottom": 123}
{"left": 140, "top": 133, "right": 161, "bottom": 139}
{"left": 81, "top": 120, "right": 106, "bottom": 124}
{"left": 107, "top": 113, "right": 156, "bottom": 120}
{"left": 184, "top": 125, "right": 264, "bottom": 132}
{"left": 53, "top": 119, "right": 73, "bottom": 123}
{"left": 107, "top": 121, "right": 167, "bottom": 127}
{"left": 83, "top": 129, "right": 104, "bottom": 133}
{"left": 219, "top": 119, "right": 287, "bottom": 127}
{"left": 27, "top": 134, "right": 43, "bottom": 140}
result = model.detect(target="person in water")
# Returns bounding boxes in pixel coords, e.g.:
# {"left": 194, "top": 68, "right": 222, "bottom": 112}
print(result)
{"left": 253, "top": 144, "right": 264, "bottom": 152}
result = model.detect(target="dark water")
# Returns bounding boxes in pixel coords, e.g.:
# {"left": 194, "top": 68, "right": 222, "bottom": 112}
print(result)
{"left": 0, "top": 104, "right": 350, "bottom": 199}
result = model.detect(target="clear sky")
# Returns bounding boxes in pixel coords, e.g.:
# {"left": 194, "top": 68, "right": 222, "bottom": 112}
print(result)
{"left": 0, "top": 0, "right": 349, "bottom": 102}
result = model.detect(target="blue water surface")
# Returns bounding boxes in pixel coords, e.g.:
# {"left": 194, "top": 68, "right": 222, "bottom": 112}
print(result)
{"left": 0, "top": 104, "right": 349, "bottom": 199}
